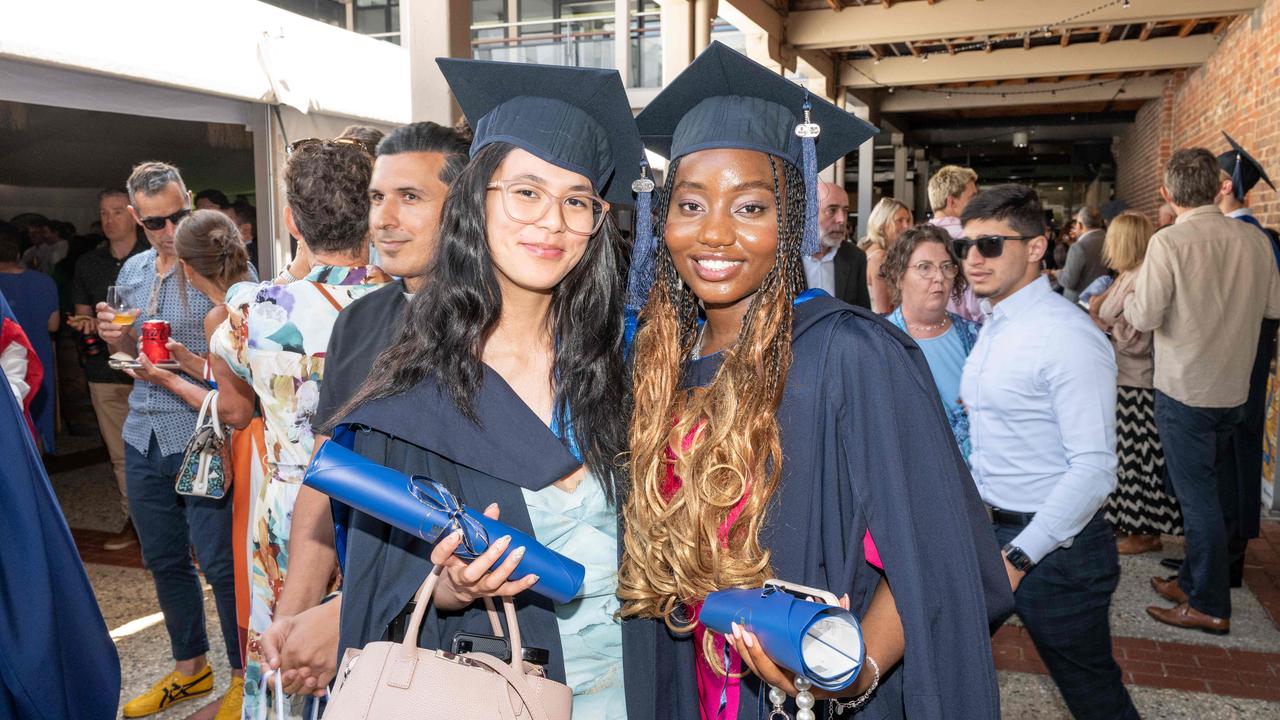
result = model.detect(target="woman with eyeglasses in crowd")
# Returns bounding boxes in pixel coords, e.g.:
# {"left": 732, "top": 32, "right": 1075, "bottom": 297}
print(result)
{"left": 881, "top": 224, "right": 981, "bottom": 460}
{"left": 319, "top": 58, "right": 653, "bottom": 719}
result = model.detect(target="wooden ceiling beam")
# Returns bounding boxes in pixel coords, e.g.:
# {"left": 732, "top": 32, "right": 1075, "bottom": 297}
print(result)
{"left": 1098, "top": 25, "right": 1112, "bottom": 44}
{"left": 1139, "top": 21, "right": 1156, "bottom": 41}
{"left": 1177, "top": 19, "right": 1198, "bottom": 37}
{"left": 785, "top": 0, "right": 1262, "bottom": 50}
{"left": 879, "top": 74, "right": 1171, "bottom": 112}
{"left": 842, "top": 34, "right": 1216, "bottom": 87}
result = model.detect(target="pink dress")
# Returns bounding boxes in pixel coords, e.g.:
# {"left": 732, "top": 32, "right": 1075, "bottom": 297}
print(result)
{"left": 660, "top": 424, "right": 881, "bottom": 720}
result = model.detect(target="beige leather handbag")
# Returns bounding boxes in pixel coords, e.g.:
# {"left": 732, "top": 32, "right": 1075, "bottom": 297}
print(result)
{"left": 322, "top": 565, "right": 573, "bottom": 720}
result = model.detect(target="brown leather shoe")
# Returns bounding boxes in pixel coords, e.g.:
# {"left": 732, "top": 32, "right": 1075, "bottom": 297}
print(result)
{"left": 1146, "top": 603, "right": 1229, "bottom": 635}
{"left": 1150, "top": 575, "right": 1189, "bottom": 604}
{"left": 1117, "top": 534, "right": 1163, "bottom": 555}
{"left": 103, "top": 520, "right": 138, "bottom": 552}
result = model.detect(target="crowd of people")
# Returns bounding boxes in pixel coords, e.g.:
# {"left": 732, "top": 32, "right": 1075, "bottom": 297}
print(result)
{"left": 5, "top": 42, "right": 1278, "bottom": 720}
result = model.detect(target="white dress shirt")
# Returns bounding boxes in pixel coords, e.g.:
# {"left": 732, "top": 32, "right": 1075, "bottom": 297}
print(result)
{"left": 960, "top": 276, "right": 1118, "bottom": 563}
{"left": 802, "top": 246, "right": 838, "bottom": 295}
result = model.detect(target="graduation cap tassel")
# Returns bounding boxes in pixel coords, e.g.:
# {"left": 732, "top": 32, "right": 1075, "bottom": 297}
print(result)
{"left": 624, "top": 161, "right": 658, "bottom": 345}
{"left": 797, "top": 97, "right": 822, "bottom": 257}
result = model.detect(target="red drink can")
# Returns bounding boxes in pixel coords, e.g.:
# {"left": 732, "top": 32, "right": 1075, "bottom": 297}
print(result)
{"left": 140, "top": 320, "right": 172, "bottom": 363}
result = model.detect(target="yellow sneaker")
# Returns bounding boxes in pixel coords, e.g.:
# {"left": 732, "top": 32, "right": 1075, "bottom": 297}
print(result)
{"left": 213, "top": 675, "right": 244, "bottom": 720}
{"left": 121, "top": 667, "right": 214, "bottom": 718}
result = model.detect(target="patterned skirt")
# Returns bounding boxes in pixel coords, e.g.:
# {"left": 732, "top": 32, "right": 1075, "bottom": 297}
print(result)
{"left": 1105, "top": 385, "right": 1183, "bottom": 536}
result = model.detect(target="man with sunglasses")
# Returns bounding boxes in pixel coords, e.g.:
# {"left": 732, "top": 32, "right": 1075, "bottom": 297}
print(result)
{"left": 95, "top": 161, "right": 254, "bottom": 719}
{"left": 958, "top": 185, "right": 1136, "bottom": 720}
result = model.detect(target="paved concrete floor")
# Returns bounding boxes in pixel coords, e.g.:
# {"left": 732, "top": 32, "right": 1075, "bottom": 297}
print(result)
{"left": 51, "top": 452, "right": 1280, "bottom": 719}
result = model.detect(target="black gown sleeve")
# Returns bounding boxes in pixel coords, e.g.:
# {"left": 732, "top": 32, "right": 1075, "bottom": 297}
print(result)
{"left": 830, "top": 314, "right": 1012, "bottom": 719}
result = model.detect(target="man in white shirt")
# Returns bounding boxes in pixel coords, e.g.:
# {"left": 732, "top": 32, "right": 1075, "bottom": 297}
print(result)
{"left": 803, "top": 182, "right": 870, "bottom": 309}
{"left": 959, "top": 184, "right": 1136, "bottom": 720}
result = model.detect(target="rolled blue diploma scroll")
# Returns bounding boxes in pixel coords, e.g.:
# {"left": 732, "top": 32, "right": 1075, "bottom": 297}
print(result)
{"left": 304, "top": 439, "right": 586, "bottom": 604}
{"left": 700, "top": 585, "right": 865, "bottom": 692}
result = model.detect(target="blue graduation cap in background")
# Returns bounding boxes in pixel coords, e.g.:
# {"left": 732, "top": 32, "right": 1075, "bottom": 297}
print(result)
{"left": 436, "top": 57, "right": 644, "bottom": 206}
{"left": 1217, "top": 132, "right": 1275, "bottom": 201}
{"left": 625, "top": 42, "right": 878, "bottom": 314}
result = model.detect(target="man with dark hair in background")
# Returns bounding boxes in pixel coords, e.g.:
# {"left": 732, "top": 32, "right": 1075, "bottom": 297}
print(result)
{"left": 1132, "top": 148, "right": 1280, "bottom": 635}
{"left": 959, "top": 184, "right": 1135, "bottom": 720}
{"left": 194, "top": 188, "right": 232, "bottom": 213}
{"left": 0, "top": 221, "right": 59, "bottom": 452}
{"left": 259, "top": 121, "right": 472, "bottom": 701}
{"left": 229, "top": 199, "right": 258, "bottom": 266}
{"left": 70, "top": 188, "right": 149, "bottom": 551}
{"left": 1056, "top": 206, "right": 1108, "bottom": 304}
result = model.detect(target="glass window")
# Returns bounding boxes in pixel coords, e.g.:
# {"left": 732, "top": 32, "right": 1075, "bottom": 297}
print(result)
{"left": 259, "top": 0, "right": 345, "bottom": 26}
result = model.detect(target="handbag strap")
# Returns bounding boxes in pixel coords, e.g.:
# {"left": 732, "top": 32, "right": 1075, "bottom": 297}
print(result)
{"left": 311, "top": 282, "right": 345, "bottom": 313}
{"left": 257, "top": 669, "right": 320, "bottom": 720}
{"left": 207, "top": 391, "right": 224, "bottom": 441}
{"left": 462, "top": 652, "right": 554, "bottom": 720}
{"left": 195, "top": 390, "right": 215, "bottom": 428}
{"left": 401, "top": 567, "right": 525, "bottom": 672}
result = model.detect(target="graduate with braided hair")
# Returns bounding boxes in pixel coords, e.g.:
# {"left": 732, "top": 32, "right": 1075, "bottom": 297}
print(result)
{"left": 617, "top": 43, "right": 1013, "bottom": 720}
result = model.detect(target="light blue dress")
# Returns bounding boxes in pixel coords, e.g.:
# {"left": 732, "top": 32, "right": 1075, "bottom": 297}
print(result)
{"left": 886, "top": 308, "right": 980, "bottom": 460}
{"left": 522, "top": 473, "right": 627, "bottom": 719}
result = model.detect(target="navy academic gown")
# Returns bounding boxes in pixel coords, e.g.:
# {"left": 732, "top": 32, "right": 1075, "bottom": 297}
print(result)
{"left": 1221, "top": 215, "right": 1280, "bottom": 548}
{"left": 651, "top": 294, "right": 1013, "bottom": 720}
{"left": 0, "top": 335, "right": 120, "bottom": 719}
{"left": 332, "top": 368, "right": 662, "bottom": 720}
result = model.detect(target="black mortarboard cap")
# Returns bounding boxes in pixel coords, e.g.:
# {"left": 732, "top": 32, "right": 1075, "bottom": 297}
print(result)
{"left": 635, "top": 41, "right": 877, "bottom": 169}
{"left": 1217, "top": 132, "right": 1275, "bottom": 201}
{"left": 436, "top": 58, "right": 643, "bottom": 205}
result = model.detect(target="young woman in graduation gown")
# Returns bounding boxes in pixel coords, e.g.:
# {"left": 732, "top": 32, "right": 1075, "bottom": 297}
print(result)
{"left": 323, "top": 58, "right": 656, "bottom": 719}
{"left": 618, "top": 43, "right": 1014, "bottom": 720}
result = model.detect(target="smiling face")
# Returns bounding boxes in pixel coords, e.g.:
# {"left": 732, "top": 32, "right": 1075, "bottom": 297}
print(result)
{"left": 484, "top": 147, "right": 595, "bottom": 294}
{"left": 664, "top": 148, "right": 782, "bottom": 311}
{"left": 369, "top": 151, "right": 450, "bottom": 288}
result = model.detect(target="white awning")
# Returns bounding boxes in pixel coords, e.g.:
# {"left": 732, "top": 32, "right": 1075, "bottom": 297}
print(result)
{"left": 0, "top": 0, "right": 410, "bottom": 126}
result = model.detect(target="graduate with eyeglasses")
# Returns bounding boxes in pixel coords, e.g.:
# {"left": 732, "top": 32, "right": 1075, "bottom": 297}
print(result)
{"left": 321, "top": 59, "right": 654, "bottom": 719}
{"left": 617, "top": 43, "right": 1012, "bottom": 720}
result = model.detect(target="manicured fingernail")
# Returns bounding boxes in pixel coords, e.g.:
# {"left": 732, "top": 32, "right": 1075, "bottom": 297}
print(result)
{"left": 731, "top": 622, "right": 740, "bottom": 639}
{"left": 486, "top": 503, "right": 499, "bottom": 512}
{"left": 744, "top": 633, "right": 754, "bottom": 649}
{"left": 498, "top": 535, "right": 512, "bottom": 547}
{"left": 512, "top": 546, "right": 526, "bottom": 559}
{"left": 528, "top": 574, "right": 540, "bottom": 583}
{"left": 449, "top": 530, "right": 463, "bottom": 541}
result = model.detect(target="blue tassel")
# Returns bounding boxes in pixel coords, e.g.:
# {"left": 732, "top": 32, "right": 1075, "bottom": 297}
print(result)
{"left": 798, "top": 97, "right": 821, "bottom": 257}
{"left": 625, "top": 159, "right": 657, "bottom": 315}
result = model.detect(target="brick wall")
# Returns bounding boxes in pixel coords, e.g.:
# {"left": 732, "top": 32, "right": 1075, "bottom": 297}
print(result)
{"left": 1113, "top": 75, "right": 1176, "bottom": 220}
{"left": 1114, "top": 1, "right": 1280, "bottom": 227}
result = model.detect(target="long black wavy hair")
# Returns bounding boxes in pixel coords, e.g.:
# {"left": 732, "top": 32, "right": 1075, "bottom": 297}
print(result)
{"left": 333, "top": 142, "right": 629, "bottom": 502}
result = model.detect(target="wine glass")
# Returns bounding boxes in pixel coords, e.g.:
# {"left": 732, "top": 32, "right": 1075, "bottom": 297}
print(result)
{"left": 106, "top": 286, "right": 139, "bottom": 325}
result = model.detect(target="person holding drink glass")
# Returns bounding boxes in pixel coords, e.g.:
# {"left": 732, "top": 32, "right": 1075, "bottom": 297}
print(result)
{"left": 95, "top": 162, "right": 250, "bottom": 720}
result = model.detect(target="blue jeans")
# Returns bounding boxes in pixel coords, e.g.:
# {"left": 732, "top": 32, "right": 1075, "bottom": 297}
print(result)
{"left": 1153, "top": 390, "right": 1245, "bottom": 619}
{"left": 996, "top": 513, "right": 1138, "bottom": 720}
{"left": 125, "top": 433, "right": 241, "bottom": 668}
